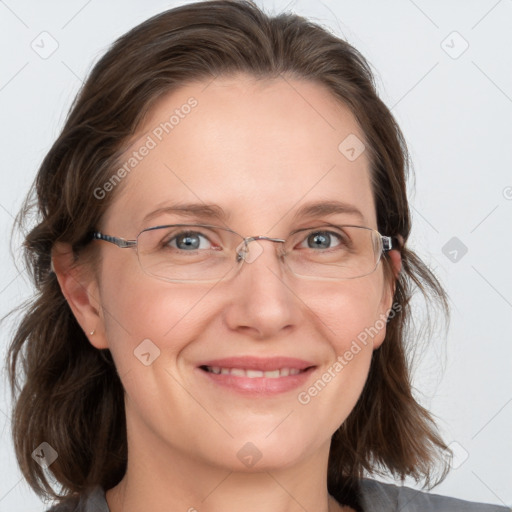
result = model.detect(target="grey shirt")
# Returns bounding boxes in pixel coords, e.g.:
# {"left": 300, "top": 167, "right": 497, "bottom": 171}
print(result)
{"left": 46, "top": 478, "right": 510, "bottom": 511}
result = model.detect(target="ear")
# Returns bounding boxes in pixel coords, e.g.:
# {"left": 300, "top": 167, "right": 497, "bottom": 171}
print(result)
{"left": 388, "top": 247, "right": 402, "bottom": 281}
{"left": 374, "top": 248, "right": 402, "bottom": 350}
{"left": 51, "top": 242, "right": 108, "bottom": 349}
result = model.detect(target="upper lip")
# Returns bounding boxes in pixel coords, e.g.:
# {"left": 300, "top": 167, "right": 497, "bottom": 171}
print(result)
{"left": 198, "top": 356, "right": 316, "bottom": 371}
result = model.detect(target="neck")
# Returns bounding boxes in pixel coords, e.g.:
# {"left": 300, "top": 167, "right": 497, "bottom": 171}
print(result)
{"left": 106, "top": 421, "right": 349, "bottom": 512}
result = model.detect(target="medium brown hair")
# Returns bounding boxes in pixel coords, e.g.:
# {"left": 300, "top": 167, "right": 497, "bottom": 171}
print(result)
{"left": 6, "top": 0, "right": 451, "bottom": 506}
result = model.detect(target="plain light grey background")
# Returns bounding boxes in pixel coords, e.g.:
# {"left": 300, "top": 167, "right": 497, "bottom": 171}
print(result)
{"left": 1, "top": 0, "right": 511, "bottom": 510}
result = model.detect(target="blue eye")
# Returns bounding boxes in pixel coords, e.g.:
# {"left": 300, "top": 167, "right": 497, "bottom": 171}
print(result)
{"left": 167, "top": 231, "right": 212, "bottom": 250}
{"left": 302, "top": 231, "right": 343, "bottom": 250}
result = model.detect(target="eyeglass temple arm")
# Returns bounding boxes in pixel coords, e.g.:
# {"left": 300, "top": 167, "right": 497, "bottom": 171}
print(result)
{"left": 92, "top": 232, "right": 137, "bottom": 248}
{"left": 382, "top": 235, "right": 402, "bottom": 252}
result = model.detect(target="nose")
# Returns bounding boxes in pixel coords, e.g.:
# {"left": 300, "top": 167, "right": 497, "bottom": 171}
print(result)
{"left": 222, "top": 238, "right": 301, "bottom": 339}
{"left": 235, "top": 235, "right": 285, "bottom": 264}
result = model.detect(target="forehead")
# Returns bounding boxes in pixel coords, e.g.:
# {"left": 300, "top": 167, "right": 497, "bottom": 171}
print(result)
{"left": 103, "top": 74, "right": 376, "bottom": 233}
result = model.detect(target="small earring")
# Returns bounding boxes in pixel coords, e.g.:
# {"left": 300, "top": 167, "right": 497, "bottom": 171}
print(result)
{"left": 90, "top": 329, "right": 95, "bottom": 336}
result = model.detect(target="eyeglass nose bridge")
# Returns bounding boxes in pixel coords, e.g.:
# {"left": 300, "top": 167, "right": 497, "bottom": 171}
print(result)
{"left": 235, "top": 235, "right": 286, "bottom": 264}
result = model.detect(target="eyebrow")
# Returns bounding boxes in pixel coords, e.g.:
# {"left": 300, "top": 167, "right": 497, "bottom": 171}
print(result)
{"left": 291, "top": 200, "right": 365, "bottom": 223}
{"left": 142, "top": 203, "right": 229, "bottom": 225}
{"left": 141, "top": 199, "right": 365, "bottom": 226}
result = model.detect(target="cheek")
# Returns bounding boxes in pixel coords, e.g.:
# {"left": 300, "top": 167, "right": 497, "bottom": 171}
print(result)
{"left": 98, "top": 273, "right": 224, "bottom": 446}
{"left": 294, "top": 276, "right": 388, "bottom": 431}
{"left": 97, "top": 259, "right": 216, "bottom": 375}
{"left": 311, "top": 270, "right": 389, "bottom": 352}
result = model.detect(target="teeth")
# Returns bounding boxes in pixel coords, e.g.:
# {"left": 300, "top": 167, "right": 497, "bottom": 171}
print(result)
{"left": 204, "top": 366, "right": 305, "bottom": 378}
{"left": 246, "top": 370, "right": 264, "bottom": 378}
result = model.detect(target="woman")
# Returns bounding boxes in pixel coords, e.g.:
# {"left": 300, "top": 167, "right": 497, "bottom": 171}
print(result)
{"left": 6, "top": 1, "right": 509, "bottom": 511}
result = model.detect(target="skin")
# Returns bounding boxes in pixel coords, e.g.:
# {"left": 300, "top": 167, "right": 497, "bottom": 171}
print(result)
{"left": 53, "top": 74, "right": 401, "bottom": 512}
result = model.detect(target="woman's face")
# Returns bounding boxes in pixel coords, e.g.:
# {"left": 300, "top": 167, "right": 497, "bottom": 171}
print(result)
{"left": 92, "top": 74, "right": 397, "bottom": 471}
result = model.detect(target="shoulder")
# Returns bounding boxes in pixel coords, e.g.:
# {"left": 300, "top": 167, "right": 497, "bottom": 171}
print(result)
{"left": 359, "top": 478, "right": 510, "bottom": 512}
{"left": 44, "top": 487, "right": 109, "bottom": 512}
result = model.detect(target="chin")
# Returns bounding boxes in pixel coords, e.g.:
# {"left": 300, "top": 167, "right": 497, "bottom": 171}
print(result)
{"left": 224, "top": 429, "right": 324, "bottom": 472}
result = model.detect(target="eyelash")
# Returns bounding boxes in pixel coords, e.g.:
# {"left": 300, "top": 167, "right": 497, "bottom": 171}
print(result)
{"left": 162, "top": 228, "right": 349, "bottom": 251}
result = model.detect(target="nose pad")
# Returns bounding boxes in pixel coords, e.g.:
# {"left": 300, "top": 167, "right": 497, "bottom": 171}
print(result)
{"left": 235, "top": 239, "right": 264, "bottom": 264}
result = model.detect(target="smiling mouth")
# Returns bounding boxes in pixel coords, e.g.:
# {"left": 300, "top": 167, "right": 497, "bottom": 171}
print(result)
{"left": 200, "top": 366, "right": 312, "bottom": 378}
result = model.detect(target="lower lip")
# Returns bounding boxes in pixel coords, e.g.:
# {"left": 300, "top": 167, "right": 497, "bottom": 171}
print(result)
{"left": 197, "top": 367, "right": 316, "bottom": 396}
